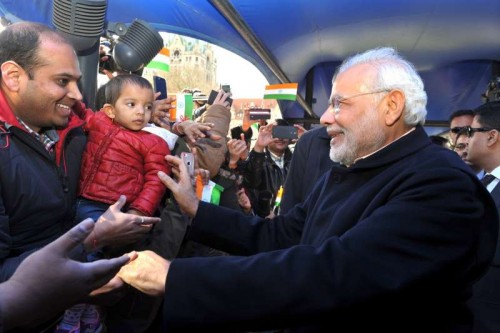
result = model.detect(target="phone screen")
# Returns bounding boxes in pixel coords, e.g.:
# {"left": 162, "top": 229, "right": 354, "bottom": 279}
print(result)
{"left": 153, "top": 76, "right": 168, "bottom": 100}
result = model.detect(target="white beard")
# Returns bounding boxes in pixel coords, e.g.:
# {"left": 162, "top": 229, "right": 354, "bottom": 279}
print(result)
{"left": 329, "top": 107, "right": 386, "bottom": 166}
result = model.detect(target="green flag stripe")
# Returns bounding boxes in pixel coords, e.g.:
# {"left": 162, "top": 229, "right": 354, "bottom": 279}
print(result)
{"left": 147, "top": 60, "right": 170, "bottom": 72}
{"left": 263, "top": 93, "right": 297, "bottom": 101}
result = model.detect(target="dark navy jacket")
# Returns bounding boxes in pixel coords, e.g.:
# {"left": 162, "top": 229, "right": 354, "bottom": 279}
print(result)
{"left": 470, "top": 180, "right": 500, "bottom": 332}
{"left": 281, "top": 126, "right": 334, "bottom": 214}
{"left": 163, "top": 126, "right": 498, "bottom": 332}
{"left": 0, "top": 91, "right": 87, "bottom": 281}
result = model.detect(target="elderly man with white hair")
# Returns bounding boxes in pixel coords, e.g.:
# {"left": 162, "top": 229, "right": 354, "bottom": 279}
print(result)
{"left": 119, "top": 47, "right": 498, "bottom": 333}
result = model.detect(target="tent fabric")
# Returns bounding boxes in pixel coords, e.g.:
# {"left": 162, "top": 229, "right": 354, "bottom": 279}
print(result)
{"left": 0, "top": 0, "right": 499, "bottom": 121}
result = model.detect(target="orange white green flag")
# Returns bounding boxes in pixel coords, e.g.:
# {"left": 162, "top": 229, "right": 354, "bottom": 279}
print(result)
{"left": 195, "top": 176, "right": 224, "bottom": 205}
{"left": 146, "top": 47, "right": 170, "bottom": 73}
{"left": 263, "top": 83, "right": 298, "bottom": 101}
{"left": 169, "top": 93, "right": 193, "bottom": 122}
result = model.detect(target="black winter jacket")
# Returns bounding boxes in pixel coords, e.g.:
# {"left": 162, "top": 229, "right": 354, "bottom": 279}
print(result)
{"left": 0, "top": 93, "right": 87, "bottom": 281}
{"left": 243, "top": 148, "right": 292, "bottom": 217}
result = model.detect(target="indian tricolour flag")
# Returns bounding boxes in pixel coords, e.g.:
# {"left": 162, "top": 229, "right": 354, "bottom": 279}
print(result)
{"left": 146, "top": 47, "right": 170, "bottom": 74}
{"left": 195, "top": 178, "right": 224, "bottom": 205}
{"left": 170, "top": 93, "right": 193, "bottom": 122}
{"left": 263, "top": 83, "right": 298, "bottom": 101}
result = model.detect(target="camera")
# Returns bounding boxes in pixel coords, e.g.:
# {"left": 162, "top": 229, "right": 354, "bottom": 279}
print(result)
{"left": 208, "top": 90, "right": 233, "bottom": 106}
{"left": 249, "top": 108, "right": 271, "bottom": 120}
{"left": 484, "top": 76, "right": 500, "bottom": 102}
{"left": 272, "top": 126, "right": 298, "bottom": 139}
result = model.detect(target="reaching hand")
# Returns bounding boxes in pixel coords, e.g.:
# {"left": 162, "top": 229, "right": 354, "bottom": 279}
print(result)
{"left": 0, "top": 219, "right": 134, "bottom": 330}
{"left": 159, "top": 155, "right": 200, "bottom": 217}
{"left": 295, "top": 124, "right": 307, "bottom": 138}
{"left": 227, "top": 137, "right": 249, "bottom": 164}
{"left": 237, "top": 188, "right": 253, "bottom": 214}
{"left": 211, "top": 90, "right": 231, "bottom": 109}
{"left": 254, "top": 123, "right": 275, "bottom": 152}
{"left": 152, "top": 95, "right": 176, "bottom": 129}
{"left": 176, "top": 120, "right": 221, "bottom": 144}
{"left": 118, "top": 250, "right": 169, "bottom": 296}
{"left": 90, "top": 195, "right": 161, "bottom": 249}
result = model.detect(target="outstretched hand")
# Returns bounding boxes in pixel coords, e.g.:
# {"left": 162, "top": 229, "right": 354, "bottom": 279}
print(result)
{"left": 159, "top": 155, "right": 200, "bottom": 217}
{"left": 0, "top": 219, "right": 135, "bottom": 330}
{"left": 118, "top": 250, "right": 169, "bottom": 296}
{"left": 176, "top": 120, "right": 221, "bottom": 144}
{"left": 152, "top": 94, "right": 176, "bottom": 130}
{"left": 89, "top": 195, "right": 161, "bottom": 249}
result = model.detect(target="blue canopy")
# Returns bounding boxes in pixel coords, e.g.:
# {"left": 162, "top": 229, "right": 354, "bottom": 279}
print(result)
{"left": 1, "top": 0, "right": 499, "bottom": 122}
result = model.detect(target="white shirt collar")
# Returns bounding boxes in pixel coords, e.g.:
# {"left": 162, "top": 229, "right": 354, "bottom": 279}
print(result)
{"left": 485, "top": 166, "right": 500, "bottom": 192}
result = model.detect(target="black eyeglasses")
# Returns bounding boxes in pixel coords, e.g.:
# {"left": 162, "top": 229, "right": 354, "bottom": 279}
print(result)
{"left": 463, "top": 126, "right": 498, "bottom": 138}
{"left": 450, "top": 126, "right": 467, "bottom": 134}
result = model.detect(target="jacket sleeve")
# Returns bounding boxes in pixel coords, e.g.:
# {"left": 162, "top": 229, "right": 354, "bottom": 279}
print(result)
{"left": 195, "top": 104, "right": 230, "bottom": 178}
{"left": 128, "top": 137, "right": 171, "bottom": 216}
{"left": 162, "top": 167, "right": 498, "bottom": 331}
{"left": 242, "top": 149, "right": 266, "bottom": 189}
{"left": 0, "top": 192, "right": 37, "bottom": 281}
{"left": 280, "top": 132, "right": 310, "bottom": 213}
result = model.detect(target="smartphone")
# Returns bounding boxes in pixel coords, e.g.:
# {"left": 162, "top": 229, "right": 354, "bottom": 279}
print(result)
{"left": 249, "top": 108, "right": 271, "bottom": 120}
{"left": 208, "top": 89, "right": 233, "bottom": 106}
{"left": 153, "top": 76, "right": 168, "bottom": 100}
{"left": 221, "top": 84, "right": 231, "bottom": 93}
{"left": 181, "top": 152, "right": 195, "bottom": 176}
{"left": 272, "top": 126, "right": 298, "bottom": 139}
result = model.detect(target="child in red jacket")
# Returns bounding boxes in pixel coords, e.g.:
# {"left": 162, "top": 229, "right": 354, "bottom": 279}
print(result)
{"left": 56, "top": 74, "right": 171, "bottom": 333}
{"left": 77, "top": 74, "right": 171, "bottom": 221}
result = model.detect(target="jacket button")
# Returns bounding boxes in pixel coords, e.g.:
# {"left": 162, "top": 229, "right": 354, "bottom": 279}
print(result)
{"left": 332, "top": 174, "right": 341, "bottom": 183}
{"left": 63, "top": 187, "right": 69, "bottom": 193}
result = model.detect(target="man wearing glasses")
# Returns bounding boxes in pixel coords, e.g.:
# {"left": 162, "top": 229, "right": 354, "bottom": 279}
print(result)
{"left": 118, "top": 47, "right": 498, "bottom": 332}
{"left": 453, "top": 131, "right": 484, "bottom": 178}
{"left": 449, "top": 109, "right": 474, "bottom": 145}
{"left": 464, "top": 101, "right": 500, "bottom": 333}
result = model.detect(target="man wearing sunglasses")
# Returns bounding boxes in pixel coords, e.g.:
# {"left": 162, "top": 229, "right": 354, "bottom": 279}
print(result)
{"left": 465, "top": 101, "right": 500, "bottom": 333}
{"left": 449, "top": 109, "right": 474, "bottom": 144}
{"left": 453, "top": 131, "right": 484, "bottom": 178}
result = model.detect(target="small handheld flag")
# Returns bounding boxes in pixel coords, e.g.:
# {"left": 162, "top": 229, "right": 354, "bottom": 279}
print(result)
{"left": 195, "top": 176, "right": 224, "bottom": 206}
{"left": 274, "top": 186, "right": 284, "bottom": 209}
{"left": 170, "top": 93, "right": 193, "bottom": 122}
{"left": 263, "top": 83, "right": 298, "bottom": 101}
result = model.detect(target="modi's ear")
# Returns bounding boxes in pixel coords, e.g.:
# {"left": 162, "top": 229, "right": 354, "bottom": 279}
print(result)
{"left": 384, "top": 89, "right": 405, "bottom": 126}
{"left": 102, "top": 104, "right": 115, "bottom": 119}
{"left": 1, "top": 61, "right": 23, "bottom": 92}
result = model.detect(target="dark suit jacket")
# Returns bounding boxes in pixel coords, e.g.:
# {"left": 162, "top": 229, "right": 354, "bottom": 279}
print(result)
{"left": 281, "top": 126, "right": 334, "bottom": 214}
{"left": 471, "top": 181, "right": 500, "bottom": 333}
{"left": 163, "top": 126, "right": 498, "bottom": 332}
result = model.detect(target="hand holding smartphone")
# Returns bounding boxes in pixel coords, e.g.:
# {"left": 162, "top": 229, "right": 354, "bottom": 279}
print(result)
{"left": 181, "top": 152, "right": 195, "bottom": 177}
{"left": 153, "top": 76, "right": 168, "bottom": 100}
{"left": 208, "top": 90, "right": 233, "bottom": 106}
{"left": 272, "top": 126, "right": 298, "bottom": 139}
{"left": 249, "top": 108, "right": 271, "bottom": 120}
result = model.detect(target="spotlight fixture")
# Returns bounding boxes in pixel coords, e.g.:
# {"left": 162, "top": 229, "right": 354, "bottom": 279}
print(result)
{"left": 52, "top": 0, "right": 107, "bottom": 51}
{"left": 112, "top": 19, "right": 163, "bottom": 72}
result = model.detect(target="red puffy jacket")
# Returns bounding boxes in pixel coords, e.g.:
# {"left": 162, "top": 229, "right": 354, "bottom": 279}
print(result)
{"left": 79, "top": 111, "right": 171, "bottom": 216}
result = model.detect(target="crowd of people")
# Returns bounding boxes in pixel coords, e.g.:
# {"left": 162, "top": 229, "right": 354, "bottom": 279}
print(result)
{"left": 0, "top": 20, "right": 499, "bottom": 333}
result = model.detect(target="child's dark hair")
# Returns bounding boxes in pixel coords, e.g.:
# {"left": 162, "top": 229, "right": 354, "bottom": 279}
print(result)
{"left": 103, "top": 74, "right": 153, "bottom": 106}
